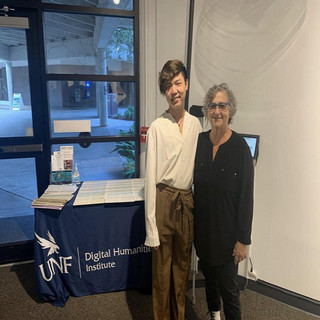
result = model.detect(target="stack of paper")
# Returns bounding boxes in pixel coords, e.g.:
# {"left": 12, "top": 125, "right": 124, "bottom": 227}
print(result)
{"left": 73, "top": 180, "right": 108, "bottom": 206}
{"left": 73, "top": 178, "right": 145, "bottom": 206}
{"left": 105, "top": 178, "right": 144, "bottom": 203}
{"left": 32, "top": 184, "right": 77, "bottom": 210}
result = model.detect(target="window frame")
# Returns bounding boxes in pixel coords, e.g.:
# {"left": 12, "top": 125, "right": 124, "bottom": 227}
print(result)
{"left": 41, "top": 1, "right": 140, "bottom": 182}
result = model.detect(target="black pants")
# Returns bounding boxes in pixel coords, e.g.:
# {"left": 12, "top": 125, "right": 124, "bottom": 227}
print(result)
{"left": 200, "top": 260, "right": 241, "bottom": 320}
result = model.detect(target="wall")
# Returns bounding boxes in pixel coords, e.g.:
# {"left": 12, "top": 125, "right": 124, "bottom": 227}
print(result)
{"left": 140, "top": 0, "right": 320, "bottom": 303}
{"left": 188, "top": 0, "right": 320, "bottom": 302}
{"left": 139, "top": 0, "right": 191, "bottom": 171}
{"left": 140, "top": 0, "right": 190, "bottom": 126}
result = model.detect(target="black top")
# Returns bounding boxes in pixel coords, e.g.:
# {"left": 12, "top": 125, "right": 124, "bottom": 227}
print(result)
{"left": 193, "top": 130, "right": 254, "bottom": 265}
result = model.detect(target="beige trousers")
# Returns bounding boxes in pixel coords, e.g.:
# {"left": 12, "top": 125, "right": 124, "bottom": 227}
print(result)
{"left": 152, "top": 184, "right": 194, "bottom": 320}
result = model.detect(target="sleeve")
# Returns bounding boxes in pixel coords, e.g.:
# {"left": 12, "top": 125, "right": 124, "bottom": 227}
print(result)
{"left": 237, "top": 141, "right": 254, "bottom": 245}
{"left": 193, "top": 133, "right": 202, "bottom": 182}
{"left": 144, "top": 125, "right": 160, "bottom": 247}
{"left": 191, "top": 113, "right": 203, "bottom": 135}
{"left": 197, "top": 118, "right": 203, "bottom": 134}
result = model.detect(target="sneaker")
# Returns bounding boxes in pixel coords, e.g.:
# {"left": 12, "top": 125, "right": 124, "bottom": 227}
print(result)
{"left": 206, "top": 310, "right": 221, "bottom": 320}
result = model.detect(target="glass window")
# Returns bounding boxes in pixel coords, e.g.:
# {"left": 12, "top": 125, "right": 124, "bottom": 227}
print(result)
{"left": 0, "top": 158, "right": 37, "bottom": 244}
{"left": 0, "top": 29, "right": 33, "bottom": 137}
{"left": 0, "top": 64, "right": 8, "bottom": 101}
{"left": 48, "top": 80, "right": 135, "bottom": 137}
{"left": 42, "top": 0, "right": 133, "bottom": 10}
{"left": 43, "top": 1, "right": 139, "bottom": 185}
{"left": 52, "top": 141, "right": 136, "bottom": 181}
{"left": 43, "top": 13, "right": 134, "bottom": 75}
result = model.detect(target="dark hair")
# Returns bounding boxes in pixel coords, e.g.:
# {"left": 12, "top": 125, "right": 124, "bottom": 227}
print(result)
{"left": 202, "top": 83, "right": 237, "bottom": 124}
{"left": 158, "top": 59, "right": 188, "bottom": 95}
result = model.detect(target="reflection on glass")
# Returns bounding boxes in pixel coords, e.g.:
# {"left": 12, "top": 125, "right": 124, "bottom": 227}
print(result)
{"left": 52, "top": 141, "right": 135, "bottom": 181}
{"left": 0, "top": 31, "right": 33, "bottom": 137}
{"left": 42, "top": 0, "right": 133, "bottom": 10}
{"left": 0, "top": 158, "right": 37, "bottom": 243}
{"left": 43, "top": 12, "right": 134, "bottom": 75}
{"left": 0, "top": 65, "right": 8, "bottom": 101}
{"left": 48, "top": 80, "right": 135, "bottom": 137}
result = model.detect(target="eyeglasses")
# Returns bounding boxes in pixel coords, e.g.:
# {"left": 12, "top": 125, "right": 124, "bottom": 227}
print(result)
{"left": 207, "top": 102, "right": 230, "bottom": 111}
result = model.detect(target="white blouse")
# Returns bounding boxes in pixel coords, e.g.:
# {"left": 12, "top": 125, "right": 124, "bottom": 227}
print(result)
{"left": 144, "top": 111, "right": 202, "bottom": 247}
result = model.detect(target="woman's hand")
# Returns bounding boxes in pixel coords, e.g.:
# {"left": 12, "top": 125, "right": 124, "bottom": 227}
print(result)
{"left": 233, "top": 241, "right": 247, "bottom": 265}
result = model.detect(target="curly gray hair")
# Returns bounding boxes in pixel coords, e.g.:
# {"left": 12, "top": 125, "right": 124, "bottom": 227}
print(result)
{"left": 202, "top": 83, "right": 237, "bottom": 124}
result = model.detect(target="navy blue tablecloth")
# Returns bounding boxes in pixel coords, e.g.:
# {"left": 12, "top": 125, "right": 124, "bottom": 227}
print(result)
{"left": 34, "top": 197, "right": 152, "bottom": 307}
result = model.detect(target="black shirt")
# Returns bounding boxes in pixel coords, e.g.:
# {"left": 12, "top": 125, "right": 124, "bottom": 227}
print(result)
{"left": 193, "top": 130, "right": 254, "bottom": 265}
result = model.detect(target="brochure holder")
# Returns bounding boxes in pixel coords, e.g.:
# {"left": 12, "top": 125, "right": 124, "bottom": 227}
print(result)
{"left": 51, "top": 146, "right": 74, "bottom": 184}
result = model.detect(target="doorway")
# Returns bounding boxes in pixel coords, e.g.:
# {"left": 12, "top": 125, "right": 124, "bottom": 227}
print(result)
{"left": 0, "top": 0, "right": 140, "bottom": 264}
{"left": 0, "top": 10, "right": 49, "bottom": 263}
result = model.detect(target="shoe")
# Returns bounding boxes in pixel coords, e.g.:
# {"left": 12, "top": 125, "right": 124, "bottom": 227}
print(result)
{"left": 206, "top": 310, "right": 221, "bottom": 320}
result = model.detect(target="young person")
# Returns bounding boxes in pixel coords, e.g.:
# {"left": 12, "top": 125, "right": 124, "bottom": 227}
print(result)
{"left": 144, "top": 59, "right": 202, "bottom": 320}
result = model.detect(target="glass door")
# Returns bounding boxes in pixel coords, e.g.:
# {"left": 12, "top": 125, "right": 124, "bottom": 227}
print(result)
{"left": 0, "top": 9, "right": 49, "bottom": 263}
{"left": 0, "top": 0, "right": 140, "bottom": 264}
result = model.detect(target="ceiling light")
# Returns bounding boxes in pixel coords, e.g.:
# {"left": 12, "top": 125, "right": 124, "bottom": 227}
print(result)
{"left": 113, "top": 0, "right": 120, "bottom": 5}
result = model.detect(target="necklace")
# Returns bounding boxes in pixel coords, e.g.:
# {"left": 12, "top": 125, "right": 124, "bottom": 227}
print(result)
{"left": 173, "top": 110, "right": 185, "bottom": 133}
{"left": 177, "top": 118, "right": 183, "bottom": 132}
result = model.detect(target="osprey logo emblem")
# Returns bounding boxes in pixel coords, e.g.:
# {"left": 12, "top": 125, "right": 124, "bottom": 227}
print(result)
{"left": 35, "top": 231, "right": 72, "bottom": 282}
{"left": 35, "top": 231, "right": 60, "bottom": 256}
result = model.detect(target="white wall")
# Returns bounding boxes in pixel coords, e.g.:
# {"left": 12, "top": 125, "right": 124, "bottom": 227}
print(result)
{"left": 140, "top": 0, "right": 320, "bottom": 302}
{"left": 140, "top": 0, "right": 190, "bottom": 126}
{"left": 139, "top": 0, "right": 190, "bottom": 172}
{"left": 188, "top": 0, "right": 320, "bottom": 301}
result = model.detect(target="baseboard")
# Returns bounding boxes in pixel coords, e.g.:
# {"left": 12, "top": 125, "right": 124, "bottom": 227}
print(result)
{"left": 0, "top": 240, "right": 34, "bottom": 265}
{"left": 238, "top": 276, "right": 320, "bottom": 317}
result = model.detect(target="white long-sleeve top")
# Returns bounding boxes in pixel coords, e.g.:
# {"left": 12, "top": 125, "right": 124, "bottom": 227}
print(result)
{"left": 144, "top": 111, "right": 202, "bottom": 247}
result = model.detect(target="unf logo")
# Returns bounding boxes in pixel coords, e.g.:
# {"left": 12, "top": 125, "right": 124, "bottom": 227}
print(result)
{"left": 35, "top": 231, "right": 72, "bottom": 282}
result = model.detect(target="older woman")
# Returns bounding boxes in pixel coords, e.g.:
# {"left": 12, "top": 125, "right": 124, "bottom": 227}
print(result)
{"left": 193, "top": 83, "right": 254, "bottom": 320}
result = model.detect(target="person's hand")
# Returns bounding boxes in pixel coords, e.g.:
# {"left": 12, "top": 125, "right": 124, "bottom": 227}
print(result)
{"left": 232, "top": 241, "right": 247, "bottom": 265}
{"left": 152, "top": 245, "right": 160, "bottom": 251}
